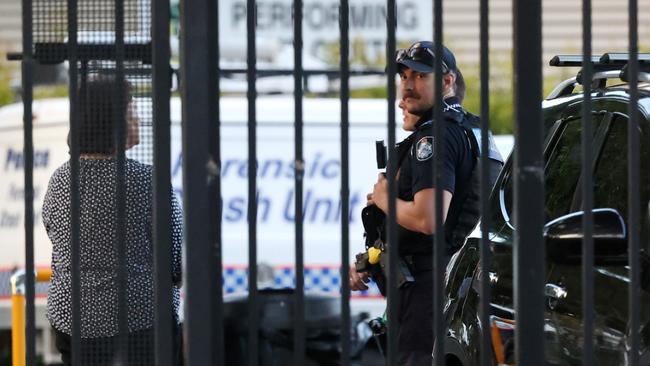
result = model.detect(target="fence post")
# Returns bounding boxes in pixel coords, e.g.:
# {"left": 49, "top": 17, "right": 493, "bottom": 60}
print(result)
{"left": 385, "top": 0, "right": 399, "bottom": 363}
{"left": 20, "top": 0, "right": 35, "bottom": 361}
{"left": 580, "top": 1, "right": 595, "bottom": 365}
{"left": 627, "top": 0, "right": 640, "bottom": 364}
{"left": 479, "top": 0, "right": 493, "bottom": 363}
{"left": 152, "top": 0, "right": 174, "bottom": 363}
{"left": 180, "top": 0, "right": 221, "bottom": 362}
{"left": 513, "top": 0, "right": 545, "bottom": 364}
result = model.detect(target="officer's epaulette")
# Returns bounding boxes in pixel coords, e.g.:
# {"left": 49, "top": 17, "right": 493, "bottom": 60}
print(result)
{"left": 415, "top": 100, "right": 466, "bottom": 131}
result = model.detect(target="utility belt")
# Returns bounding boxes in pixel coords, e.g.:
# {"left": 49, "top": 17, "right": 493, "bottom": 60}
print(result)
{"left": 403, "top": 253, "right": 454, "bottom": 274}
{"left": 401, "top": 254, "right": 434, "bottom": 273}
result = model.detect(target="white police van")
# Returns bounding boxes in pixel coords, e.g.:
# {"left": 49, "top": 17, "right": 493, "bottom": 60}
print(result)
{"left": 0, "top": 96, "right": 512, "bottom": 363}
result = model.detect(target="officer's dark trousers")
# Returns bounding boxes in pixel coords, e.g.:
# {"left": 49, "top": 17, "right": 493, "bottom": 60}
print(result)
{"left": 397, "top": 253, "right": 452, "bottom": 366}
{"left": 397, "top": 268, "right": 434, "bottom": 366}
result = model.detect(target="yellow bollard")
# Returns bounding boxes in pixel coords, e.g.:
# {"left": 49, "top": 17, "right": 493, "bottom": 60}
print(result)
{"left": 36, "top": 268, "right": 52, "bottom": 282}
{"left": 11, "top": 293, "right": 25, "bottom": 366}
{"left": 10, "top": 268, "right": 52, "bottom": 366}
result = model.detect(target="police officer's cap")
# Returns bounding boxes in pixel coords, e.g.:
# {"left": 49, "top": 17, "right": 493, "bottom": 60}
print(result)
{"left": 396, "top": 41, "right": 457, "bottom": 75}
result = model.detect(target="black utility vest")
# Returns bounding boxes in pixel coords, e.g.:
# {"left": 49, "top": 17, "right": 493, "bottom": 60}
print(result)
{"left": 394, "top": 108, "right": 504, "bottom": 255}
{"left": 444, "top": 111, "right": 504, "bottom": 252}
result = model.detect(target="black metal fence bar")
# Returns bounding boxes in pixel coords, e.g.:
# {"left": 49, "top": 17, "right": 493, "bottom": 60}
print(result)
{"left": 152, "top": 0, "right": 173, "bottom": 363}
{"left": 21, "top": 0, "right": 35, "bottom": 362}
{"left": 338, "top": 0, "right": 351, "bottom": 364}
{"left": 114, "top": 0, "right": 128, "bottom": 363}
{"left": 293, "top": 0, "right": 306, "bottom": 362}
{"left": 581, "top": 0, "right": 595, "bottom": 364}
{"left": 385, "top": 0, "right": 398, "bottom": 363}
{"left": 479, "top": 0, "right": 492, "bottom": 364}
{"left": 432, "top": 0, "right": 445, "bottom": 363}
{"left": 628, "top": 0, "right": 641, "bottom": 364}
{"left": 513, "top": 0, "right": 545, "bottom": 364}
{"left": 180, "top": 0, "right": 219, "bottom": 361}
{"left": 246, "top": 0, "right": 259, "bottom": 363}
{"left": 213, "top": 14, "right": 226, "bottom": 366}
{"left": 67, "top": 0, "right": 82, "bottom": 363}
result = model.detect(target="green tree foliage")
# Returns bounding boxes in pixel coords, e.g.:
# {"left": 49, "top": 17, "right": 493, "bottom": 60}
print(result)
{"left": 0, "top": 54, "right": 15, "bottom": 107}
{"left": 33, "top": 84, "right": 69, "bottom": 99}
{"left": 457, "top": 64, "right": 514, "bottom": 135}
{"left": 346, "top": 60, "right": 575, "bottom": 135}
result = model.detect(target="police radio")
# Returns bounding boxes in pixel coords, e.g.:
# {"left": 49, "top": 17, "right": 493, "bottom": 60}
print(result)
{"left": 375, "top": 140, "right": 387, "bottom": 171}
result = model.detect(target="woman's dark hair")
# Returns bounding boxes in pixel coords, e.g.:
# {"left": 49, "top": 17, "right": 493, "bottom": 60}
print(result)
{"left": 454, "top": 68, "right": 466, "bottom": 104}
{"left": 77, "top": 76, "right": 131, "bottom": 154}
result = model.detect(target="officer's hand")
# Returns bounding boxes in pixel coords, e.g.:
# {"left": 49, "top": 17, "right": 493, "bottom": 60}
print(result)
{"left": 350, "top": 266, "right": 369, "bottom": 291}
{"left": 372, "top": 174, "right": 388, "bottom": 212}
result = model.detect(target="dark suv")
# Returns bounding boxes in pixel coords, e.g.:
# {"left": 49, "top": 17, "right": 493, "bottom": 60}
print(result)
{"left": 443, "top": 54, "right": 650, "bottom": 365}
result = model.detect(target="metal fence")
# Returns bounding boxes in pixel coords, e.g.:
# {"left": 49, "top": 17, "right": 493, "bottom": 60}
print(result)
{"left": 10, "top": 0, "right": 646, "bottom": 364}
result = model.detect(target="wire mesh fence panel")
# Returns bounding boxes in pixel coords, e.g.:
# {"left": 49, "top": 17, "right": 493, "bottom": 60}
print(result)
{"left": 30, "top": 0, "right": 183, "bottom": 364}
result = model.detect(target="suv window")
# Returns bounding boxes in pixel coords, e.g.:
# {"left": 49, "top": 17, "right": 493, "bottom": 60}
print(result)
{"left": 543, "top": 119, "right": 584, "bottom": 220}
{"left": 503, "top": 117, "right": 600, "bottom": 222}
{"left": 593, "top": 115, "right": 650, "bottom": 241}
{"left": 502, "top": 113, "right": 650, "bottom": 241}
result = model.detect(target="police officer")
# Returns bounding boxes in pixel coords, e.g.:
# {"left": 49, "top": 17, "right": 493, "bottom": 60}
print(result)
{"left": 350, "top": 41, "right": 481, "bottom": 365}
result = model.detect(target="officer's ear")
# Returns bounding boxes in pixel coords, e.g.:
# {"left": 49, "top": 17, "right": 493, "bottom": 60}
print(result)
{"left": 442, "top": 72, "right": 456, "bottom": 98}
{"left": 442, "top": 72, "right": 456, "bottom": 91}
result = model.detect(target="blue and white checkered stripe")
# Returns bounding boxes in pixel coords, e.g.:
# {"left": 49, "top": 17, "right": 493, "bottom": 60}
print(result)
{"left": 0, "top": 266, "right": 382, "bottom": 298}
{"left": 222, "top": 266, "right": 382, "bottom": 297}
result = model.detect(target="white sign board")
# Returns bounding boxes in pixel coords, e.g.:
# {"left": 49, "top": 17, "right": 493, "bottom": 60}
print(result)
{"left": 216, "top": 0, "right": 432, "bottom": 64}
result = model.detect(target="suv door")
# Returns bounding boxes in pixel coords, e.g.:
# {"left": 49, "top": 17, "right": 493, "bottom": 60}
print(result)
{"left": 545, "top": 112, "right": 650, "bottom": 365}
{"left": 490, "top": 113, "right": 607, "bottom": 364}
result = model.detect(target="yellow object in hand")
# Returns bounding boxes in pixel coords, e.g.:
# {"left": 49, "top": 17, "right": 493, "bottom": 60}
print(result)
{"left": 368, "top": 247, "right": 382, "bottom": 264}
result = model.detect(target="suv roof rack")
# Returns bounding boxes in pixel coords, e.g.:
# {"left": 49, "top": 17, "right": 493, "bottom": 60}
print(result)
{"left": 547, "top": 52, "right": 650, "bottom": 99}
{"left": 600, "top": 53, "right": 650, "bottom": 64}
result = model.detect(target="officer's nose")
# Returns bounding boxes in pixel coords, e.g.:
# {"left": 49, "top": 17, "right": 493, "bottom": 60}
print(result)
{"left": 401, "top": 77, "right": 413, "bottom": 92}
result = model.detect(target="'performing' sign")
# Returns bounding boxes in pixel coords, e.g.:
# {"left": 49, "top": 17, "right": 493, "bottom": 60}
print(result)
{"left": 172, "top": 0, "right": 432, "bottom": 65}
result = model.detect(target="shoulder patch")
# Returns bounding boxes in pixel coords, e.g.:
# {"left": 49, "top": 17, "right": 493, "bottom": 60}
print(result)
{"left": 416, "top": 136, "right": 434, "bottom": 161}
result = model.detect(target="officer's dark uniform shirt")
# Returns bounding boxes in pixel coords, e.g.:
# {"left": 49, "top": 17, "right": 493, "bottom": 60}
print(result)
{"left": 396, "top": 96, "right": 474, "bottom": 256}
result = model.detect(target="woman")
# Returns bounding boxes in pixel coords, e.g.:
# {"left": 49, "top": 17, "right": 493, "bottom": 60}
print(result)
{"left": 42, "top": 76, "right": 183, "bottom": 365}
